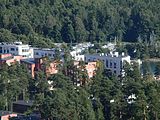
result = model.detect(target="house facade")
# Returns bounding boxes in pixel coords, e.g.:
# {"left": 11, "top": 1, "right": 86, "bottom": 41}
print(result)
{"left": 0, "top": 42, "right": 33, "bottom": 58}
{"left": 0, "top": 54, "right": 23, "bottom": 66}
{"left": 67, "top": 61, "right": 97, "bottom": 86}
{"left": 0, "top": 111, "right": 17, "bottom": 120}
{"left": 21, "top": 57, "right": 59, "bottom": 78}
{"left": 33, "top": 48, "right": 56, "bottom": 58}
{"left": 85, "top": 52, "right": 130, "bottom": 76}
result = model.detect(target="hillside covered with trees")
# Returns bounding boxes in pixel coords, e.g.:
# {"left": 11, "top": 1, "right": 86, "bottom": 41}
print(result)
{"left": 0, "top": 0, "right": 160, "bottom": 47}
{"left": 1, "top": 61, "right": 160, "bottom": 119}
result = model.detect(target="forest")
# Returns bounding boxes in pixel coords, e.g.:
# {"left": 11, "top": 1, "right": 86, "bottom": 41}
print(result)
{"left": 1, "top": 0, "right": 160, "bottom": 119}
{"left": 0, "top": 0, "right": 160, "bottom": 47}
{"left": 0, "top": 60, "right": 160, "bottom": 120}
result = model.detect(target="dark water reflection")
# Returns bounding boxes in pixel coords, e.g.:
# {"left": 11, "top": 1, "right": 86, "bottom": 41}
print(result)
{"left": 141, "top": 61, "right": 160, "bottom": 75}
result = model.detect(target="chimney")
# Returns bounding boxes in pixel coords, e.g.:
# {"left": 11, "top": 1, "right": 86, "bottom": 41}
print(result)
{"left": 114, "top": 52, "right": 119, "bottom": 57}
{"left": 122, "top": 52, "right": 125, "bottom": 56}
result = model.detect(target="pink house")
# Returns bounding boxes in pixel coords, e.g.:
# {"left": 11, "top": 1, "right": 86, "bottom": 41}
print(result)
{"left": 85, "top": 62, "right": 97, "bottom": 78}
{"left": 0, "top": 111, "right": 17, "bottom": 120}
{"left": 74, "top": 61, "right": 97, "bottom": 78}
{"left": 46, "top": 62, "right": 59, "bottom": 77}
{"left": 69, "top": 61, "right": 97, "bottom": 86}
{"left": 0, "top": 54, "right": 23, "bottom": 66}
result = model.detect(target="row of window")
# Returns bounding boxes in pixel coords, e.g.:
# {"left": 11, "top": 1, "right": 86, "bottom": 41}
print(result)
{"left": 10, "top": 48, "right": 18, "bottom": 51}
{"left": 0, "top": 47, "right": 30, "bottom": 52}
{"left": 35, "top": 52, "right": 55, "bottom": 57}
{"left": 22, "top": 49, "right": 29, "bottom": 52}
{"left": 106, "top": 60, "right": 117, "bottom": 68}
{"left": 86, "top": 57, "right": 124, "bottom": 69}
{"left": 1, "top": 47, "right": 18, "bottom": 52}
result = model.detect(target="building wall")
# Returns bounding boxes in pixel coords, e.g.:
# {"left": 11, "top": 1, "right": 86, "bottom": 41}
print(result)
{"left": 0, "top": 54, "right": 12, "bottom": 59}
{"left": 6, "top": 56, "right": 23, "bottom": 66}
{"left": 0, "top": 43, "right": 33, "bottom": 58}
{"left": 46, "top": 62, "right": 58, "bottom": 76}
{"left": 85, "top": 53, "right": 130, "bottom": 76}
{"left": 74, "top": 55, "right": 85, "bottom": 61}
{"left": 85, "top": 62, "right": 97, "bottom": 78}
{"left": 34, "top": 49, "right": 55, "bottom": 58}
{"left": 0, "top": 55, "right": 23, "bottom": 66}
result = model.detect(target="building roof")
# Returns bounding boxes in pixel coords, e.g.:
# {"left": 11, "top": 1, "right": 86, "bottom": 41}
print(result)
{"left": 12, "top": 100, "right": 34, "bottom": 106}
{"left": 21, "top": 58, "right": 35, "bottom": 64}
{"left": 33, "top": 47, "right": 55, "bottom": 51}
{"left": 86, "top": 52, "right": 129, "bottom": 58}
{"left": 0, "top": 42, "right": 29, "bottom": 46}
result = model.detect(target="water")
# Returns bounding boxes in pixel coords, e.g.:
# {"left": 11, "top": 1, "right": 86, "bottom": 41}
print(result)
{"left": 141, "top": 61, "right": 160, "bottom": 75}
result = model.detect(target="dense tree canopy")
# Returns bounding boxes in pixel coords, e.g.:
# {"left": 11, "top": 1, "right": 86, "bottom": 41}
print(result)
{"left": 0, "top": 0, "right": 160, "bottom": 46}
{"left": 0, "top": 60, "right": 160, "bottom": 119}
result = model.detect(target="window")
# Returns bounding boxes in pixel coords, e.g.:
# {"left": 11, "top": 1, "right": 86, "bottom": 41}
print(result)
{"left": 7, "top": 50, "right": 9, "bottom": 53}
{"left": 22, "top": 49, "right": 29, "bottom": 52}
{"left": 114, "top": 70, "right": 116, "bottom": 74}
{"left": 114, "top": 62, "right": 116, "bottom": 68}
{"left": 106, "top": 60, "right": 108, "bottom": 67}
{"left": 0, "top": 47, "right": 2, "bottom": 53}
{"left": 22, "top": 55, "right": 27, "bottom": 57}
{"left": 110, "top": 62, "right": 112, "bottom": 68}
{"left": 120, "top": 61, "right": 122, "bottom": 69}
{"left": 36, "top": 52, "right": 39, "bottom": 55}
{"left": 11, "top": 48, "right": 15, "bottom": 51}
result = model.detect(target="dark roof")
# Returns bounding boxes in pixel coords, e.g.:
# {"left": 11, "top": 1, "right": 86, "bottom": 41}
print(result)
{"left": 0, "top": 111, "right": 15, "bottom": 116}
{"left": 21, "top": 58, "right": 35, "bottom": 64}
{"left": 12, "top": 100, "right": 34, "bottom": 106}
{"left": 10, "top": 115, "right": 40, "bottom": 120}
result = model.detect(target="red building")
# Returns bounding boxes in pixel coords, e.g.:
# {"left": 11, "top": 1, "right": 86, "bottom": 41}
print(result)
{"left": 67, "top": 61, "right": 97, "bottom": 86}
{"left": 21, "top": 58, "right": 36, "bottom": 78}
{"left": 21, "top": 57, "right": 59, "bottom": 78}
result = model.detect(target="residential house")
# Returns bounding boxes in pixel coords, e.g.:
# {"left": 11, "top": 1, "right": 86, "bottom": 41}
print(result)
{"left": 21, "top": 57, "right": 60, "bottom": 78}
{"left": 21, "top": 58, "right": 36, "bottom": 78}
{"left": 0, "top": 111, "right": 17, "bottom": 120}
{"left": 0, "top": 42, "right": 33, "bottom": 58}
{"left": 85, "top": 52, "right": 130, "bottom": 76}
{"left": 12, "top": 100, "right": 33, "bottom": 114}
{"left": 0, "top": 54, "right": 23, "bottom": 66}
{"left": 33, "top": 48, "right": 56, "bottom": 58}
{"left": 67, "top": 61, "right": 97, "bottom": 86}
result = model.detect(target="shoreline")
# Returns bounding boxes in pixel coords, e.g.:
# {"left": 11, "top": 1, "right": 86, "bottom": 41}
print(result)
{"left": 143, "top": 58, "right": 160, "bottom": 62}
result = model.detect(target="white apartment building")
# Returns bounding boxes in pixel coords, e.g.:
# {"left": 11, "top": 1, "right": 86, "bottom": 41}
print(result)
{"left": 33, "top": 48, "right": 56, "bottom": 58}
{"left": 0, "top": 42, "right": 33, "bottom": 58}
{"left": 85, "top": 52, "right": 130, "bottom": 76}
